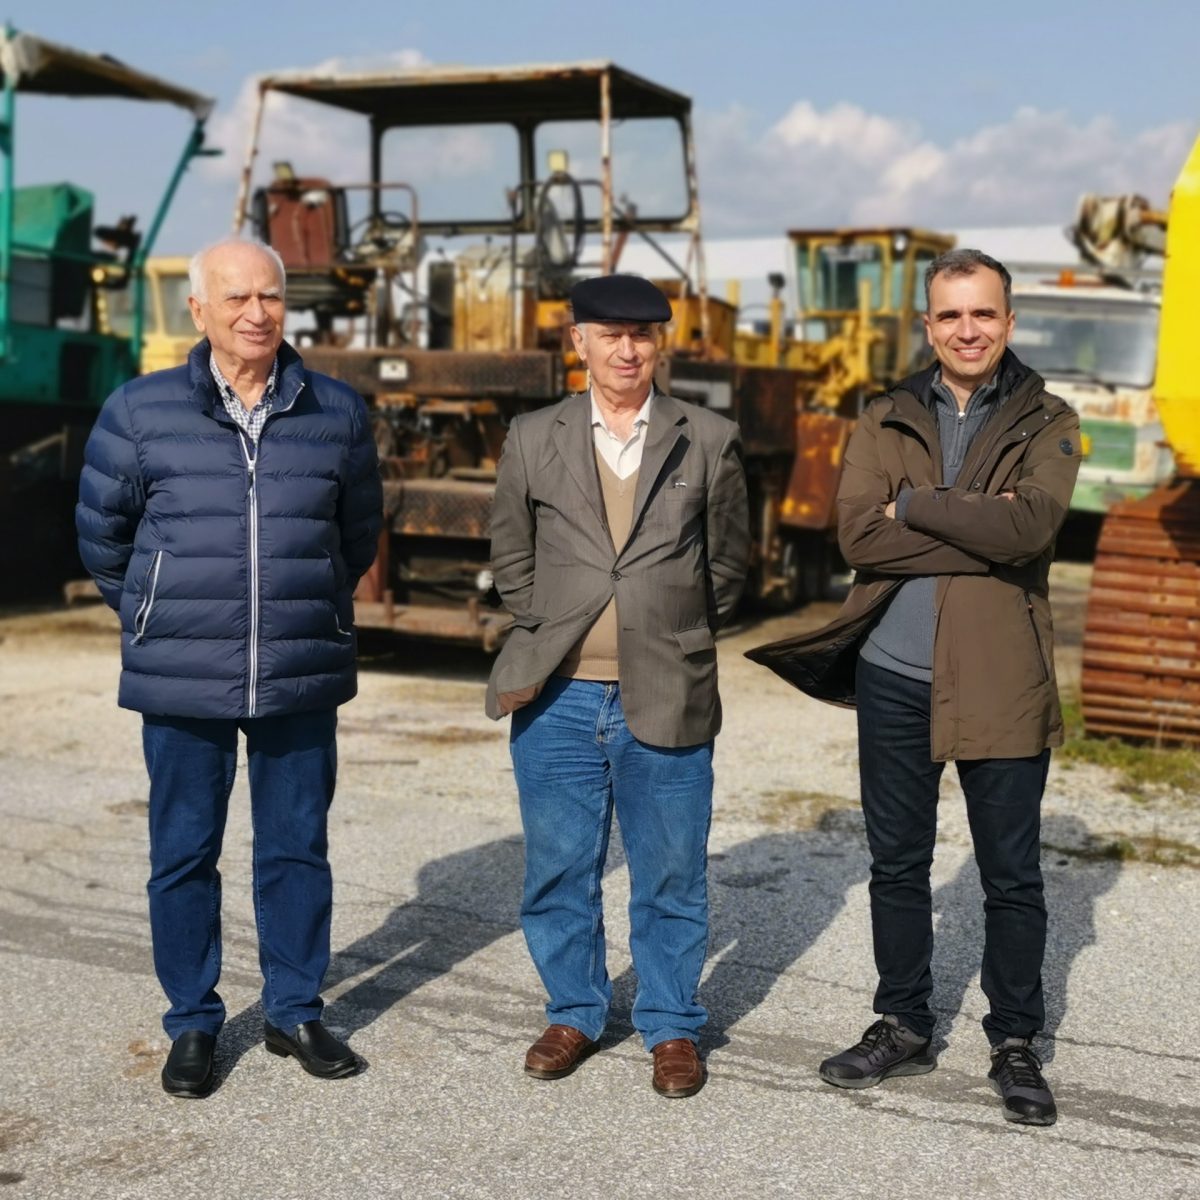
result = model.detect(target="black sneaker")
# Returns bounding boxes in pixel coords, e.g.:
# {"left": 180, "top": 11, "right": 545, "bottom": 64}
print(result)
{"left": 819, "top": 1015, "right": 936, "bottom": 1089}
{"left": 989, "top": 1038, "right": 1057, "bottom": 1126}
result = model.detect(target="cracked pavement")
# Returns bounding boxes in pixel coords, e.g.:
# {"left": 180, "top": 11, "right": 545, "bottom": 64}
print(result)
{"left": 1, "top": 568, "right": 1197, "bottom": 1199}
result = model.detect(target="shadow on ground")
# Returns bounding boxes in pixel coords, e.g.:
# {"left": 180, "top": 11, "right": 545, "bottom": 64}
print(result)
{"left": 931, "top": 812, "right": 1121, "bottom": 1061}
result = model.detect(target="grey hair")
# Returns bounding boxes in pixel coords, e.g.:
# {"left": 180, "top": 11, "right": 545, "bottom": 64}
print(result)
{"left": 188, "top": 236, "right": 287, "bottom": 302}
{"left": 924, "top": 248, "right": 1012, "bottom": 312}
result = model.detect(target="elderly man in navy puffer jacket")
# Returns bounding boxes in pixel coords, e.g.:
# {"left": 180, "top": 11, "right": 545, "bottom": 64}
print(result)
{"left": 76, "top": 238, "right": 382, "bottom": 1098}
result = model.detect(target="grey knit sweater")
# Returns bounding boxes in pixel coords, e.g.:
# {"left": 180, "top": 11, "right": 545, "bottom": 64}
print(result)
{"left": 858, "top": 370, "right": 1000, "bottom": 682}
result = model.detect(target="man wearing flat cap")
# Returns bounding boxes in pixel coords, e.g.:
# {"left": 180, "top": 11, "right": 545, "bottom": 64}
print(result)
{"left": 486, "top": 274, "right": 749, "bottom": 1097}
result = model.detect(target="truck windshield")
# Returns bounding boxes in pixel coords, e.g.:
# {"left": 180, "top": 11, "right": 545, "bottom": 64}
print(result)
{"left": 1009, "top": 296, "right": 1158, "bottom": 389}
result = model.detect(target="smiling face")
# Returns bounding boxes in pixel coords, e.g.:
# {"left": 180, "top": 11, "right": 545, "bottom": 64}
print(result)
{"left": 923, "top": 267, "right": 1015, "bottom": 401}
{"left": 188, "top": 242, "right": 285, "bottom": 378}
{"left": 570, "top": 320, "right": 659, "bottom": 406}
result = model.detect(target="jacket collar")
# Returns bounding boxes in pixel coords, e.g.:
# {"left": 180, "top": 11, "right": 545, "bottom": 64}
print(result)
{"left": 552, "top": 391, "right": 689, "bottom": 535}
{"left": 188, "top": 339, "right": 307, "bottom": 418}
{"left": 884, "top": 348, "right": 1046, "bottom": 435}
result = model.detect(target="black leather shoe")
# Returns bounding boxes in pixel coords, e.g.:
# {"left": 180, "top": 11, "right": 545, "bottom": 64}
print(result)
{"left": 263, "top": 1020, "right": 358, "bottom": 1079}
{"left": 161, "top": 1030, "right": 216, "bottom": 1098}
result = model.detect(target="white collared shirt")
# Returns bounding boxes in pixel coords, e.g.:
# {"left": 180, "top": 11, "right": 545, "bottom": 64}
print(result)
{"left": 590, "top": 388, "right": 653, "bottom": 480}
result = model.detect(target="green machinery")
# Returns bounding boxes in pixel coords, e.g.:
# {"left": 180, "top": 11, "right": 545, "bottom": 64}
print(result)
{"left": 0, "top": 28, "right": 212, "bottom": 598}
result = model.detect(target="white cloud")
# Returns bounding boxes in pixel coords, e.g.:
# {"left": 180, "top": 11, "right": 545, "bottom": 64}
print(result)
{"left": 188, "top": 67, "right": 1194, "bottom": 246}
{"left": 696, "top": 100, "right": 1194, "bottom": 235}
{"left": 201, "top": 49, "right": 432, "bottom": 188}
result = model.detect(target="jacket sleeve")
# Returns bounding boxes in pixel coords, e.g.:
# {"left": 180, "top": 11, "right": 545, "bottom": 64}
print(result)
{"left": 489, "top": 416, "right": 537, "bottom": 620}
{"left": 901, "top": 409, "right": 1082, "bottom": 566}
{"left": 338, "top": 394, "right": 383, "bottom": 585}
{"left": 75, "top": 387, "right": 144, "bottom": 611}
{"left": 706, "top": 422, "right": 751, "bottom": 628}
{"left": 837, "top": 407, "right": 990, "bottom": 576}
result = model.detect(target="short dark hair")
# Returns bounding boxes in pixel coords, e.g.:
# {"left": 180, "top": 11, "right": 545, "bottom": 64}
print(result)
{"left": 924, "top": 248, "right": 1012, "bottom": 312}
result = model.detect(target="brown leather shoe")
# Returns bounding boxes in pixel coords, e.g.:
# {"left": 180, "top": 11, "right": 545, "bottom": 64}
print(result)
{"left": 652, "top": 1038, "right": 706, "bottom": 1097}
{"left": 524, "top": 1024, "right": 595, "bottom": 1079}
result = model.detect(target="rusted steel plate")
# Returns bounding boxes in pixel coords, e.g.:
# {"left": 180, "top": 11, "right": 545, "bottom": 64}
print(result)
{"left": 1081, "top": 479, "right": 1200, "bottom": 745}
{"left": 352, "top": 599, "right": 511, "bottom": 652}
{"left": 780, "top": 410, "right": 850, "bottom": 532}
{"left": 303, "top": 347, "right": 563, "bottom": 400}
{"left": 383, "top": 477, "right": 494, "bottom": 539}
{"left": 661, "top": 359, "right": 797, "bottom": 457}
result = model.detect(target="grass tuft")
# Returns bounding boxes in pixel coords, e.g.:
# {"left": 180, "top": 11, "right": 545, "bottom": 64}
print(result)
{"left": 1057, "top": 696, "right": 1200, "bottom": 800}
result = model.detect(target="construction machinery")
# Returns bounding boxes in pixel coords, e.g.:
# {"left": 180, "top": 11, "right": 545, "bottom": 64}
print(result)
{"left": 727, "top": 226, "right": 955, "bottom": 600}
{"left": 233, "top": 61, "right": 852, "bottom": 644}
{"left": 1082, "top": 136, "right": 1200, "bottom": 743}
{"left": 998, "top": 195, "right": 1173, "bottom": 520}
{"left": 98, "top": 255, "right": 197, "bottom": 374}
{"left": 1009, "top": 277, "right": 1169, "bottom": 517}
{"left": 0, "top": 28, "right": 212, "bottom": 600}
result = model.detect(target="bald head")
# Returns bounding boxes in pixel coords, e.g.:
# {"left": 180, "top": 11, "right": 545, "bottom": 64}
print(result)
{"left": 188, "top": 237, "right": 286, "bottom": 304}
{"left": 187, "top": 238, "right": 287, "bottom": 382}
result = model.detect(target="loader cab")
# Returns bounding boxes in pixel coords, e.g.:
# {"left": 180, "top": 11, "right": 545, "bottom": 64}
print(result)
{"left": 790, "top": 227, "right": 955, "bottom": 405}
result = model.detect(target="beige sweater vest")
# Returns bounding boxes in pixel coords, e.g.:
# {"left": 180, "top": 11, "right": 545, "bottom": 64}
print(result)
{"left": 555, "top": 451, "right": 639, "bottom": 682}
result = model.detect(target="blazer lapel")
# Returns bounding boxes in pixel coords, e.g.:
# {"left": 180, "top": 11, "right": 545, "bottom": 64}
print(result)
{"left": 551, "top": 396, "right": 606, "bottom": 524}
{"left": 629, "top": 392, "right": 687, "bottom": 531}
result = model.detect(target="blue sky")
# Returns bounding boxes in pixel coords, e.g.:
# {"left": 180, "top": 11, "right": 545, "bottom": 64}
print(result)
{"left": 6, "top": 0, "right": 1198, "bottom": 252}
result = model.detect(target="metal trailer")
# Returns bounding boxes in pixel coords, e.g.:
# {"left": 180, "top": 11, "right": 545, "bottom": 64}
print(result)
{"left": 233, "top": 61, "right": 850, "bottom": 646}
{"left": 0, "top": 28, "right": 213, "bottom": 600}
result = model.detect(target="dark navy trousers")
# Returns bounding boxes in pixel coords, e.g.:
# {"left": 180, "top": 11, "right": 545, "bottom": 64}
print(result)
{"left": 141, "top": 710, "right": 338, "bottom": 1038}
{"left": 855, "top": 657, "right": 1049, "bottom": 1045}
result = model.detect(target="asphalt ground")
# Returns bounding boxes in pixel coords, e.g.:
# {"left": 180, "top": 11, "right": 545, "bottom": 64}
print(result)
{"left": 2, "top": 569, "right": 1197, "bottom": 1200}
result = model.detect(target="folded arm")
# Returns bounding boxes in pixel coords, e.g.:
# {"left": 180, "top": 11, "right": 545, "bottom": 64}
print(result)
{"left": 837, "top": 409, "right": 990, "bottom": 576}
{"left": 901, "top": 411, "right": 1082, "bottom": 565}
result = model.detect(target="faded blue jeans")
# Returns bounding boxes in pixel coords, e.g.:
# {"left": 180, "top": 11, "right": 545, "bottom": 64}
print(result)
{"left": 142, "top": 710, "right": 338, "bottom": 1039}
{"left": 510, "top": 676, "right": 714, "bottom": 1050}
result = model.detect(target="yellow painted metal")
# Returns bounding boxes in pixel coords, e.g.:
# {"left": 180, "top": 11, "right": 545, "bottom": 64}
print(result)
{"left": 1155, "top": 134, "right": 1200, "bottom": 476}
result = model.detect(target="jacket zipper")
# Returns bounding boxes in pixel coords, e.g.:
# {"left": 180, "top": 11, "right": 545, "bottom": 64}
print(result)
{"left": 1024, "top": 590, "right": 1050, "bottom": 682}
{"left": 132, "top": 550, "right": 163, "bottom": 644}
{"left": 235, "top": 380, "right": 305, "bottom": 718}
{"left": 239, "top": 433, "right": 261, "bottom": 717}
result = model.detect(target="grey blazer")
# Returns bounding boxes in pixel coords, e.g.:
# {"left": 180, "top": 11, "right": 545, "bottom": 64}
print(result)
{"left": 485, "top": 391, "right": 750, "bottom": 747}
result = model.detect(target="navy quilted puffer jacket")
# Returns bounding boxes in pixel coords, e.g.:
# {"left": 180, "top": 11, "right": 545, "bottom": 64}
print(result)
{"left": 76, "top": 339, "right": 382, "bottom": 719}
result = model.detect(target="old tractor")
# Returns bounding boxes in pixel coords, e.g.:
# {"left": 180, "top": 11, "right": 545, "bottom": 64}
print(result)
{"left": 233, "top": 60, "right": 837, "bottom": 645}
{"left": 0, "top": 28, "right": 212, "bottom": 600}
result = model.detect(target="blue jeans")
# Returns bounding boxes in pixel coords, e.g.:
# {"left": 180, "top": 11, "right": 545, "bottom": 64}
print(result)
{"left": 142, "top": 710, "right": 338, "bottom": 1039}
{"left": 855, "top": 658, "right": 1049, "bottom": 1044}
{"left": 510, "top": 676, "right": 714, "bottom": 1050}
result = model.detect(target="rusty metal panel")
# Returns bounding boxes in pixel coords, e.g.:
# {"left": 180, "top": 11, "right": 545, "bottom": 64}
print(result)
{"left": 353, "top": 598, "right": 512, "bottom": 651}
{"left": 663, "top": 359, "right": 796, "bottom": 457}
{"left": 780, "top": 411, "right": 851, "bottom": 532}
{"left": 1082, "top": 480, "right": 1200, "bottom": 744}
{"left": 302, "top": 347, "right": 562, "bottom": 400}
{"left": 385, "top": 477, "right": 495, "bottom": 539}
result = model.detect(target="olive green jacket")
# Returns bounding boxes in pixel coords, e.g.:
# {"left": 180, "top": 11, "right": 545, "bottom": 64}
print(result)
{"left": 748, "top": 354, "right": 1081, "bottom": 761}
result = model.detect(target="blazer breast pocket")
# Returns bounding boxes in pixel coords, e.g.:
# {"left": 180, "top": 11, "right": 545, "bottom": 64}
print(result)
{"left": 657, "top": 481, "right": 706, "bottom": 524}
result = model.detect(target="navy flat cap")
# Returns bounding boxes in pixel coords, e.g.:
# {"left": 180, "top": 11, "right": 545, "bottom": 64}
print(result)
{"left": 570, "top": 274, "right": 672, "bottom": 323}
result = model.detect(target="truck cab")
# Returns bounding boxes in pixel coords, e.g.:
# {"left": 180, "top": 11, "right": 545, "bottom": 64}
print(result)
{"left": 1010, "top": 279, "right": 1171, "bottom": 513}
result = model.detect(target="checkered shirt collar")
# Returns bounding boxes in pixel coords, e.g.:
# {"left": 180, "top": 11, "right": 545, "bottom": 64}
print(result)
{"left": 209, "top": 352, "right": 280, "bottom": 442}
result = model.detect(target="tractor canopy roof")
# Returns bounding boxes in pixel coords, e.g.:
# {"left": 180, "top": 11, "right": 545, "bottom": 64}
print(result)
{"left": 257, "top": 60, "right": 690, "bottom": 127}
{"left": 0, "top": 29, "right": 212, "bottom": 120}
